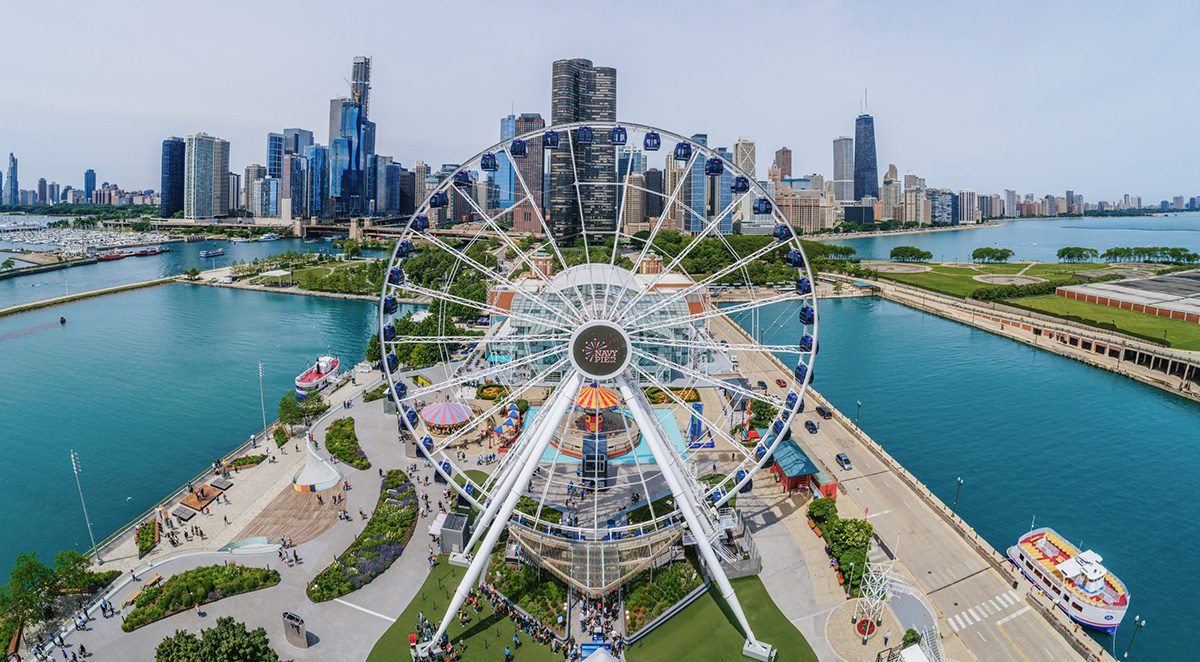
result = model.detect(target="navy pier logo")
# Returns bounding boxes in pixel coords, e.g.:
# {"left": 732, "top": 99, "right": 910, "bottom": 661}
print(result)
{"left": 572, "top": 323, "right": 629, "bottom": 378}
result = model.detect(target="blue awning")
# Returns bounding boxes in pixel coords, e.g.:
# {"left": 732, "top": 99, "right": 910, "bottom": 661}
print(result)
{"left": 772, "top": 439, "right": 819, "bottom": 477}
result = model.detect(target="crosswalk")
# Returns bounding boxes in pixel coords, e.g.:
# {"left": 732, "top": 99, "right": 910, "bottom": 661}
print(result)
{"left": 946, "top": 589, "right": 1025, "bottom": 632}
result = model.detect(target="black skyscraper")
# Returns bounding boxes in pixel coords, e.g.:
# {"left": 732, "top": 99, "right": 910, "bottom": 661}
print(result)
{"left": 643, "top": 168, "right": 664, "bottom": 218}
{"left": 160, "top": 137, "right": 186, "bottom": 218}
{"left": 853, "top": 114, "right": 878, "bottom": 201}
{"left": 548, "top": 58, "right": 616, "bottom": 240}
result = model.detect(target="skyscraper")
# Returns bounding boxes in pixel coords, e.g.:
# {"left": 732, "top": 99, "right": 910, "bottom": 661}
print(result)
{"left": 957, "top": 190, "right": 977, "bottom": 224}
{"left": 281, "top": 153, "right": 308, "bottom": 220}
{"left": 213, "top": 138, "right": 230, "bottom": 216}
{"left": 160, "top": 137, "right": 186, "bottom": 218}
{"left": 513, "top": 113, "right": 546, "bottom": 216}
{"left": 832, "top": 137, "right": 854, "bottom": 201}
{"left": 643, "top": 168, "right": 664, "bottom": 219}
{"left": 5, "top": 154, "right": 16, "bottom": 207}
{"left": 82, "top": 169, "right": 95, "bottom": 204}
{"left": 853, "top": 114, "right": 879, "bottom": 201}
{"left": 283, "top": 128, "right": 314, "bottom": 155}
{"left": 243, "top": 164, "right": 266, "bottom": 212}
{"left": 712, "top": 147, "right": 734, "bottom": 234}
{"left": 351, "top": 56, "right": 371, "bottom": 115}
{"left": 328, "top": 56, "right": 375, "bottom": 218}
{"left": 684, "top": 133, "right": 708, "bottom": 234}
{"left": 1004, "top": 189, "right": 1018, "bottom": 218}
{"left": 36, "top": 178, "right": 47, "bottom": 204}
{"left": 735, "top": 139, "right": 757, "bottom": 178}
{"left": 549, "top": 58, "right": 616, "bottom": 240}
{"left": 497, "top": 114, "right": 516, "bottom": 208}
{"left": 303, "top": 145, "right": 329, "bottom": 219}
{"left": 267, "top": 132, "right": 285, "bottom": 179}
{"left": 773, "top": 147, "right": 792, "bottom": 179}
{"left": 184, "top": 133, "right": 218, "bottom": 219}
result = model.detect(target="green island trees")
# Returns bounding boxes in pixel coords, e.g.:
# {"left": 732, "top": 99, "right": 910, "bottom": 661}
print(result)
{"left": 0, "top": 258, "right": 14, "bottom": 271}
{"left": 323, "top": 417, "right": 370, "bottom": 469}
{"left": 122, "top": 565, "right": 280, "bottom": 631}
{"left": 277, "top": 392, "right": 328, "bottom": 426}
{"left": 1056, "top": 246, "right": 1099, "bottom": 262}
{"left": 1100, "top": 246, "right": 1200, "bottom": 263}
{"left": 622, "top": 554, "right": 704, "bottom": 633}
{"left": 155, "top": 616, "right": 278, "bottom": 662}
{"left": 970, "top": 247, "right": 1015, "bottom": 263}
{"left": 806, "top": 498, "right": 874, "bottom": 595}
{"left": 889, "top": 246, "right": 933, "bottom": 262}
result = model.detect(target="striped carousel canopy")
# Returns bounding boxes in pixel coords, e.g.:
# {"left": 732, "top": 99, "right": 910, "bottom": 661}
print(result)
{"left": 420, "top": 401, "right": 473, "bottom": 427}
{"left": 576, "top": 383, "right": 621, "bottom": 410}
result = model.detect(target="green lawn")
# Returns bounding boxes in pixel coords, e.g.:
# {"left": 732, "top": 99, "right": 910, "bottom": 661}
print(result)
{"left": 1023, "top": 262, "right": 1111, "bottom": 277}
{"left": 879, "top": 262, "right": 1117, "bottom": 298}
{"left": 367, "top": 559, "right": 561, "bottom": 662}
{"left": 625, "top": 575, "right": 818, "bottom": 662}
{"left": 1010, "top": 295, "right": 1200, "bottom": 350}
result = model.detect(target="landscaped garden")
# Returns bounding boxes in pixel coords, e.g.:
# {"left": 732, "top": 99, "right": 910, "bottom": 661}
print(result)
{"left": 643, "top": 386, "right": 699, "bottom": 404}
{"left": 155, "top": 615, "right": 279, "bottom": 661}
{"left": 136, "top": 521, "right": 158, "bottom": 558}
{"left": 121, "top": 564, "right": 280, "bottom": 631}
{"left": 324, "top": 417, "right": 371, "bottom": 470}
{"left": 0, "top": 550, "right": 121, "bottom": 652}
{"left": 307, "top": 470, "right": 418, "bottom": 602}
{"left": 475, "top": 383, "right": 510, "bottom": 400}
{"left": 487, "top": 551, "right": 569, "bottom": 630}
{"left": 626, "top": 494, "right": 675, "bottom": 524}
{"left": 362, "top": 383, "right": 388, "bottom": 402}
{"left": 625, "top": 575, "right": 818, "bottom": 662}
{"left": 624, "top": 552, "right": 704, "bottom": 633}
{"left": 807, "top": 498, "right": 873, "bottom": 595}
{"left": 227, "top": 454, "right": 266, "bottom": 468}
{"left": 515, "top": 495, "right": 562, "bottom": 524}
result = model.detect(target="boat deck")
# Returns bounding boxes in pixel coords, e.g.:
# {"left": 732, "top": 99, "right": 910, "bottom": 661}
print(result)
{"left": 1020, "top": 530, "right": 1127, "bottom": 607}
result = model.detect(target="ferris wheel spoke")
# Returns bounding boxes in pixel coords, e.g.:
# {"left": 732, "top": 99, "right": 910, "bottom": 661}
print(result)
{"left": 451, "top": 177, "right": 588, "bottom": 323}
{"left": 622, "top": 238, "right": 790, "bottom": 330}
{"left": 631, "top": 347, "right": 785, "bottom": 410}
{"left": 631, "top": 363, "right": 754, "bottom": 461}
{"left": 630, "top": 333, "right": 806, "bottom": 356}
{"left": 615, "top": 190, "right": 751, "bottom": 321}
{"left": 400, "top": 345, "right": 565, "bottom": 403}
{"left": 628, "top": 291, "right": 800, "bottom": 335}
{"left": 394, "top": 281, "right": 572, "bottom": 333}
{"left": 411, "top": 229, "right": 579, "bottom": 327}
{"left": 563, "top": 129, "right": 593, "bottom": 269}
{"left": 429, "top": 355, "right": 570, "bottom": 456}
{"left": 384, "top": 333, "right": 566, "bottom": 347}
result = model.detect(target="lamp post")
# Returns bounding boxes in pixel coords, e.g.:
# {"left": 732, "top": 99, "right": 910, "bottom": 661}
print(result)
{"left": 846, "top": 562, "right": 856, "bottom": 598}
{"left": 1122, "top": 615, "right": 1146, "bottom": 659}
{"left": 952, "top": 476, "right": 964, "bottom": 511}
{"left": 258, "top": 361, "right": 267, "bottom": 432}
{"left": 70, "top": 451, "right": 102, "bottom": 564}
{"left": 855, "top": 400, "right": 862, "bottom": 427}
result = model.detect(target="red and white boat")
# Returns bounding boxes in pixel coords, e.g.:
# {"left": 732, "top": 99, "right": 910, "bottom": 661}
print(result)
{"left": 295, "top": 356, "right": 340, "bottom": 398}
{"left": 1007, "top": 527, "right": 1129, "bottom": 633}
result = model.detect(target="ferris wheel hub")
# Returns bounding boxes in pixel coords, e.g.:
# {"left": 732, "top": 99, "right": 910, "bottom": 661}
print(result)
{"left": 569, "top": 320, "right": 631, "bottom": 380}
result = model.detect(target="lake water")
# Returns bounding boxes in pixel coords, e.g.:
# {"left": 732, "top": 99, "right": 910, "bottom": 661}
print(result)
{"left": 829, "top": 212, "right": 1200, "bottom": 261}
{"left": 728, "top": 297, "right": 1199, "bottom": 661}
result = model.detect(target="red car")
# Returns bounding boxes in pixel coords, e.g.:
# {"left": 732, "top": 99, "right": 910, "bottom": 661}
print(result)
{"left": 775, "top": 378, "right": 787, "bottom": 388}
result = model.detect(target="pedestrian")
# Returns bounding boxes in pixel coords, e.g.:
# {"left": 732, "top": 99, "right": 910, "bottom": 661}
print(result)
{"left": 223, "top": 515, "right": 229, "bottom": 524}
{"left": 79, "top": 644, "right": 87, "bottom": 657}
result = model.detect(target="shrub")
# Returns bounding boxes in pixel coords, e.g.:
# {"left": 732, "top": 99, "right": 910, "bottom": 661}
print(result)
{"left": 324, "top": 418, "right": 370, "bottom": 470}
{"left": 274, "top": 427, "right": 288, "bottom": 447}
{"left": 807, "top": 497, "right": 838, "bottom": 525}
{"left": 903, "top": 628, "right": 922, "bottom": 646}
{"left": 624, "top": 555, "right": 704, "bottom": 633}
{"left": 155, "top": 616, "right": 278, "bottom": 661}
{"left": 488, "top": 551, "right": 569, "bottom": 628}
{"left": 228, "top": 454, "right": 266, "bottom": 468}
{"left": 363, "top": 384, "right": 388, "bottom": 402}
{"left": 306, "top": 470, "right": 417, "bottom": 602}
{"left": 121, "top": 565, "right": 280, "bottom": 631}
{"left": 476, "top": 383, "right": 510, "bottom": 400}
{"left": 136, "top": 522, "right": 157, "bottom": 558}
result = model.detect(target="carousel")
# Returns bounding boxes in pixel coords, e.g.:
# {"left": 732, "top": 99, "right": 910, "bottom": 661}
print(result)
{"left": 546, "top": 383, "right": 641, "bottom": 459}
{"left": 419, "top": 401, "right": 474, "bottom": 435}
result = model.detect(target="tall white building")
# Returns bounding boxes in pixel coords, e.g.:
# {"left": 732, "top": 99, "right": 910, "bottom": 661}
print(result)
{"left": 832, "top": 137, "right": 854, "bottom": 201}
{"left": 1004, "top": 189, "right": 1018, "bottom": 218}
{"left": 213, "top": 137, "right": 230, "bottom": 216}
{"left": 184, "top": 133, "right": 218, "bottom": 219}
{"left": 733, "top": 138, "right": 756, "bottom": 225}
{"left": 958, "top": 189, "right": 978, "bottom": 224}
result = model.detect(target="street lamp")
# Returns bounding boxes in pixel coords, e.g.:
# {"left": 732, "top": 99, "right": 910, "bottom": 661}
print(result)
{"left": 70, "top": 451, "right": 102, "bottom": 564}
{"left": 952, "top": 476, "right": 964, "bottom": 511}
{"left": 1122, "top": 615, "right": 1146, "bottom": 659}
{"left": 855, "top": 400, "right": 862, "bottom": 427}
{"left": 258, "top": 361, "right": 267, "bottom": 432}
{"left": 846, "top": 562, "right": 856, "bottom": 598}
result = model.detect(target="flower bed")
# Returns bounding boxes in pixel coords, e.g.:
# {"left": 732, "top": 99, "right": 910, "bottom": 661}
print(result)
{"left": 643, "top": 386, "right": 700, "bottom": 404}
{"left": 228, "top": 454, "right": 266, "bottom": 468}
{"left": 274, "top": 427, "right": 288, "bottom": 447}
{"left": 475, "top": 383, "right": 510, "bottom": 400}
{"left": 306, "top": 470, "right": 418, "bottom": 602}
{"left": 488, "top": 550, "right": 568, "bottom": 629}
{"left": 136, "top": 521, "right": 158, "bottom": 558}
{"left": 362, "top": 384, "right": 388, "bottom": 402}
{"left": 121, "top": 564, "right": 280, "bottom": 631}
{"left": 624, "top": 554, "right": 704, "bottom": 633}
{"left": 324, "top": 417, "right": 371, "bottom": 470}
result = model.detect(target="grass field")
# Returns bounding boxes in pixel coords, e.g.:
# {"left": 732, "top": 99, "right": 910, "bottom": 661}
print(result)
{"left": 367, "top": 559, "right": 562, "bottom": 662}
{"left": 1010, "top": 295, "right": 1200, "bottom": 350}
{"left": 625, "top": 575, "right": 818, "bottom": 662}
{"left": 878, "top": 262, "right": 1113, "bottom": 298}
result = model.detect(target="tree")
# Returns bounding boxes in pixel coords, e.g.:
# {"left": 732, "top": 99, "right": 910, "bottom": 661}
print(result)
{"left": 156, "top": 616, "right": 278, "bottom": 662}
{"left": 277, "top": 393, "right": 303, "bottom": 426}
{"left": 0, "top": 258, "right": 14, "bottom": 270}
{"left": 183, "top": 268, "right": 201, "bottom": 279}
{"left": 971, "top": 247, "right": 1014, "bottom": 263}
{"left": 53, "top": 550, "right": 91, "bottom": 592}
{"left": 889, "top": 246, "right": 933, "bottom": 262}
{"left": 2, "top": 553, "right": 56, "bottom": 628}
{"left": 1056, "top": 246, "right": 1098, "bottom": 263}
{"left": 364, "top": 334, "right": 381, "bottom": 364}
{"left": 902, "top": 628, "right": 922, "bottom": 647}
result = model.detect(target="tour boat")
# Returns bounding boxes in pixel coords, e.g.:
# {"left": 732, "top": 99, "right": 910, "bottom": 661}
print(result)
{"left": 229, "top": 237, "right": 255, "bottom": 243}
{"left": 199, "top": 248, "right": 225, "bottom": 258}
{"left": 132, "top": 246, "right": 165, "bottom": 257}
{"left": 1007, "top": 527, "right": 1128, "bottom": 633}
{"left": 96, "top": 252, "right": 127, "bottom": 261}
{"left": 295, "top": 356, "right": 340, "bottom": 398}
{"left": 257, "top": 233, "right": 281, "bottom": 242}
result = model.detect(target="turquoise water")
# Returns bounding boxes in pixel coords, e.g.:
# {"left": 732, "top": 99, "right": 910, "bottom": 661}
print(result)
{"left": 830, "top": 212, "right": 1200, "bottom": 261}
{"left": 728, "top": 297, "right": 1199, "bottom": 661}
{"left": 0, "top": 284, "right": 377, "bottom": 573}
{"left": 0, "top": 237, "right": 388, "bottom": 309}
{"left": 530, "top": 406, "right": 689, "bottom": 465}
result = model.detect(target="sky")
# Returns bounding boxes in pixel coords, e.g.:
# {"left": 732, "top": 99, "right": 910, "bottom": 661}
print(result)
{"left": 0, "top": 0, "right": 1196, "bottom": 202}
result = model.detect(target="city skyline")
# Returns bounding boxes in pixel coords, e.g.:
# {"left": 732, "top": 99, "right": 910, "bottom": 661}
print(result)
{"left": 0, "top": 1, "right": 1197, "bottom": 202}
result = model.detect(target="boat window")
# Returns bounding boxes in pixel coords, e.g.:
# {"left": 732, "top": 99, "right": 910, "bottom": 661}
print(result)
{"left": 1071, "top": 602, "right": 1083, "bottom": 612}
{"left": 1052, "top": 585, "right": 1061, "bottom": 595}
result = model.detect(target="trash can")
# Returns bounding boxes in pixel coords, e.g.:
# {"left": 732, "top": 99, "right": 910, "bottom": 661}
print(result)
{"left": 282, "top": 612, "right": 308, "bottom": 648}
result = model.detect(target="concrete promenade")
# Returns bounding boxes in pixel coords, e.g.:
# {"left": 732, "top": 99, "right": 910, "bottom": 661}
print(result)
{"left": 860, "top": 276, "right": 1200, "bottom": 404}
{"left": 712, "top": 313, "right": 1112, "bottom": 662}
{"left": 0, "top": 276, "right": 175, "bottom": 318}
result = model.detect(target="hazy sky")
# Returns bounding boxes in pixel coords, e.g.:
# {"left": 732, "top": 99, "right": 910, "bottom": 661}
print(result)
{"left": 1, "top": 0, "right": 1196, "bottom": 202}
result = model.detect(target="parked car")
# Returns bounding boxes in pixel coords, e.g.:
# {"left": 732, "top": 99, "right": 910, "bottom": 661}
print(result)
{"left": 835, "top": 452, "right": 853, "bottom": 470}
{"left": 804, "top": 420, "right": 819, "bottom": 434}
{"left": 756, "top": 380, "right": 768, "bottom": 391}
{"left": 815, "top": 405, "right": 833, "bottom": 420}
{"left": 775, "top": 378, "right": 787, "bottom": 388}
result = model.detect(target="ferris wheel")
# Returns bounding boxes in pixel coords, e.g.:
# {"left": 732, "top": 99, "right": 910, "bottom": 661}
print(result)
{"left": 379, "top": 121, "right": 817, "bottom": 658}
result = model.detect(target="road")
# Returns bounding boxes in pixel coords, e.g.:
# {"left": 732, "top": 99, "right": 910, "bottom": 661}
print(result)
{"left": 710, "top": 313, "right": 1096, "bottom": 662}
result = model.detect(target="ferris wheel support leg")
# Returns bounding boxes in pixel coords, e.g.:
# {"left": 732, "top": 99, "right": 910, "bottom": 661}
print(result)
{"left": 616, "top": 376, "right": 773, "bottom": 661}
{"left": 421, "top": 373, "right": 582, "bottom": 656}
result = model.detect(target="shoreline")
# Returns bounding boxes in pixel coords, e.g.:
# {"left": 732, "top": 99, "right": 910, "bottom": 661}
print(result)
{"left": 0, "top": 277, "right": 177, "bottom": 318}
{"left": 805, "top": 221, "right": 1000, "bottom": 242}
